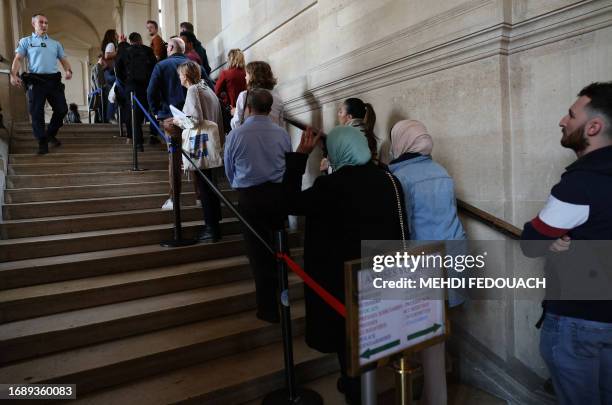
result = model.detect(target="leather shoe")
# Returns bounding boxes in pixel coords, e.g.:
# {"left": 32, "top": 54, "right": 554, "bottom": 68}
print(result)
{"left": 197, "top": 225, "right": 221, "bottom": 243}
{"left": 37, "top": 140, "right": 49, "bottom": 155}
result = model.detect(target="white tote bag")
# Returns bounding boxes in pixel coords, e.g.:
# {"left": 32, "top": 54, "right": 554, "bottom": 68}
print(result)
{"left": 181, "top": 120, "right": 223, "bottom": 171}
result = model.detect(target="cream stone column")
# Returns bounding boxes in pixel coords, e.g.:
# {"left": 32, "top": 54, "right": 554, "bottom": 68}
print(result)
{"left": 121, "top": 0, "right": 152, "bottom": 43}
{"left": 194, "top": 0, "right": 221, "bottom": 44}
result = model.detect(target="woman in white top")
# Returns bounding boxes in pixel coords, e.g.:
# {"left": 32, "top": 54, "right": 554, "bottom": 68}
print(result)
{"left": 230, "top": 61, "right": 284, "bottom": 129}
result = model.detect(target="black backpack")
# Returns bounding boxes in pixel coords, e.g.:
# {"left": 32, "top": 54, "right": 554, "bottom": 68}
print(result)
{"left": 127, "top": 46, "right": 154, "bottom": 84}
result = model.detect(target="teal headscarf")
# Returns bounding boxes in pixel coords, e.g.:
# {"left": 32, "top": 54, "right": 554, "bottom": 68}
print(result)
{"left": 326, "top": 126, "right": 372, "bottom": 170}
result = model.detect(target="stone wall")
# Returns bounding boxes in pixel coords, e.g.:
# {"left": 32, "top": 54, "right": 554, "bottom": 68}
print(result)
{"left": 206, "top": 0, "right": 612, "bottom": 402}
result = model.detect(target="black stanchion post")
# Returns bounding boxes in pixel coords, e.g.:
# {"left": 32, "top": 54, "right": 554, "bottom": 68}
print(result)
{"left": 262, "top": 230, "right": 323, "bottom": 405}
{"left": 100, "top": 91, "right": 105, "bottom": 124}
{"left": 160, "top": 133, "right": 197, "bottom": 248}
{"left": 118, "top": 97, "right": 124, "bottom": 138}
{"left": 130, "top": 92, "right": 139, "bottom": 171}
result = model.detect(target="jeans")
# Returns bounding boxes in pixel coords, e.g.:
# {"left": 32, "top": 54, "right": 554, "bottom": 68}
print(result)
{"left": 540, "top": 313, "right": 612, "bottom": 405}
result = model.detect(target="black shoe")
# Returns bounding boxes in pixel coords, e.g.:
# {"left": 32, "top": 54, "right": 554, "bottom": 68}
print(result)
{"left": 149, "top": 136, "right": 161, "bottom": 145}
{"left": 48, "top": 136, "right": 61, "bottom": 147}
{"left": 197, "top": 225, "right": 221, "bottom": 243}
{"left": 137, "top": 144, "right": 144, "bottom": 152}
{"left": 37, "top": 140, "right": 49, "bottom": 155}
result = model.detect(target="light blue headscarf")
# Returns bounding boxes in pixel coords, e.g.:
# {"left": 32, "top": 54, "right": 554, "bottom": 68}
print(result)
{"left": 326, "top": 126, "right": 372, "bottom": 170}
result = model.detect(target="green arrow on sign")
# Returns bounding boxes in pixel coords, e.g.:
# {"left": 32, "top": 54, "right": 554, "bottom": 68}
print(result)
{"left": 360, "top": 339, "right": 401, "bottom": 359}
{"left": 407, "top": 323, "right": 442, "bottom": 341}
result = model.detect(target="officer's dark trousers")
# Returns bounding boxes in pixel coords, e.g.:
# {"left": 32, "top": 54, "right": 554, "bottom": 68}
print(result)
{"left": 27, "top": 73, "right": 68, "bottom": 141}
{"left": 236, "top": 182, "right": 286, "bottom": 321}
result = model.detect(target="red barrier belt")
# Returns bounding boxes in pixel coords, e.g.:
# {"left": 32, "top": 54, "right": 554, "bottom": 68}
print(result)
{"left": 277, "top": 252, "right": 347, "bottom": 318}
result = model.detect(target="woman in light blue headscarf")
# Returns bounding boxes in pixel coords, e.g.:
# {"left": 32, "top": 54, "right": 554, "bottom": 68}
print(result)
{"left": 282, "top": 125, "right": 407, "bottom": 404}
{"left": 325, "top": 125, "right": 371, "bottom": 171}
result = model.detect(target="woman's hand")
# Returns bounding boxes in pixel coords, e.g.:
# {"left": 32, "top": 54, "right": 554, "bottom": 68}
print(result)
{"left": 320, "top": 158, "right": 329, "bottom": 172}
{"left": 230, "top": 107, "right": 236, "bottom": 116}
{"left": 296, "top": 126, "right": 322, "bottom": 155}
{"left": 172, "top": 117, "right": 181, "bottom": 126}
{"left": 549, "top": 235, "right": 571, "bottom": 253}
{"left": 119, "top": 34, "right": 127, "bottom": 43}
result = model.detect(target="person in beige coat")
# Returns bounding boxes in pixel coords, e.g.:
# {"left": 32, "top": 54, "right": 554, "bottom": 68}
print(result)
{"left": 167, "top": 60, "right": 224, "bottom": 242}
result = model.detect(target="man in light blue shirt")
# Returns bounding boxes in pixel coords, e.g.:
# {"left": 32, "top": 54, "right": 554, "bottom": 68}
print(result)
{"left": 224, "top": 88, "right": 291, "bottom": 323}
{"left": 224, "top": 93, "right": 291, "bottom": 188}
{"left": 10, "top": 13, "right": 72, "bottom": 154}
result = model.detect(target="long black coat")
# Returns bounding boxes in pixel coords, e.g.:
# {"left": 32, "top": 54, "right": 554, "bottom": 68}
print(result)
{"left": 283, "top": 153, "right": 406, "bottom": 353}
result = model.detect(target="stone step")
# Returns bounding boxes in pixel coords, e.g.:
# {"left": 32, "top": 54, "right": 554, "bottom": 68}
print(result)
{"left": 73, "top": 337, "right": 336, "bottom": 405}
{"left": 0, "top": 252, "right": 300, "bottom": 323}
{"left": 0, "top": 218, "right": 243, "bottom": 262}
{"left": 4, "top": 251, "right": 302, "bottom": 324}
{"left": 0, "top": 304, "right": 307, "bottom": 397}
{"left": 5, "top": 181, "right": 227, "bottom": 203}
{"left": 0, "top": 237, "right": 244, "bottom": 289}
{"left": 6, "top": 170, "right": 169, "bottom": 188}
{"left": 0, "top": 255, "right": 250, "bottom": 323}
{"left": 10, "top": 143, "right": 142, "bottom": 154}
{"left": 6, "top": 167, "right": 227, "bottom": 188}
{"left": 0, "top": 233, "right": 300, "bottom": 290}
{"left": 13, "top": 123, "right": 120, "bottom": 132}
{"left": 8, "top": 160, "right": 168, "bottom": 175}
{"left": 0, "top": 276, "right": 304, "bottom": 363}
{"left": 11, "top": 137, "right": 130, "bottom": 147}
{"left": 2, "top": 192, "right": 226, "bottom": 220}
{"left": 9, "top": 151, "right": 167, "bottom": 164}
{"left": 0, "top": 206, "right": 202, "bottom": 239}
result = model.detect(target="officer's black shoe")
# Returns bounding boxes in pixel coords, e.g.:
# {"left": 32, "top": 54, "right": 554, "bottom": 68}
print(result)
{"left": 48, "top": 136, "right": 61, "bottom": 147}
{"left": 197, "top": 225, "right": 221, "bottom": 243}
{"left": 137, "top": 144, "right": 144, "bottom": 152}
{"left": 37, "top": 140, "right": 49, "bottom": 155}
{"left": 149, "top": 136, "right": 161, "bottom": 145}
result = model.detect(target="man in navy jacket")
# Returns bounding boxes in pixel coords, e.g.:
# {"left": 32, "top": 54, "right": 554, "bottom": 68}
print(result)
{"left": 147, "top": 37, "right": 214, "bottom": 124}
{"left": 147, "top": 37, "right": 190, "bottom": 122}
{"left": 521, "top": 82, "right": 612, "bottom": 404}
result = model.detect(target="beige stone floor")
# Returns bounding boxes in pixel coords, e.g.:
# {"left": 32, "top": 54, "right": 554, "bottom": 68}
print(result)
{"left": 245, "top": 371, "right": 507, "bottom": 405}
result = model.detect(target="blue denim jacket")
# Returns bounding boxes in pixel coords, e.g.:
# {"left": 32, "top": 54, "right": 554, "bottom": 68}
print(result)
{"left": 389, "top": 154, "right": 466, "bottom": 241}
{"left": 390, "top": 154, "right": 467, "bottom": 306}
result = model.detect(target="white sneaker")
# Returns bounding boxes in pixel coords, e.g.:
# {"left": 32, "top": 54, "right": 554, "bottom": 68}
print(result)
{"left": 161, "top": 198, "right": 173, "bottom": 211}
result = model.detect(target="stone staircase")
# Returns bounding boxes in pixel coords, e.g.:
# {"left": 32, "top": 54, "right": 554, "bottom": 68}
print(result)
{"left": 0, "top": 123, "right": 337, "bottom": 404}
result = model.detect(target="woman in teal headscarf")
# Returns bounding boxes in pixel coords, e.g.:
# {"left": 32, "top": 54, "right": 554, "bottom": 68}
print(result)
{"left": 283, "top": 125, "right": 407, "bottom": 404}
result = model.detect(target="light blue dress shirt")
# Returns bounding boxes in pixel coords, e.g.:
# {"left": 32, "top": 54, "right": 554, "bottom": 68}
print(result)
{"left": 15, "top": 33, "right": 65, "bottom": 74}
{"left": 224, "top": 115, "right": 291, "bottom": 189}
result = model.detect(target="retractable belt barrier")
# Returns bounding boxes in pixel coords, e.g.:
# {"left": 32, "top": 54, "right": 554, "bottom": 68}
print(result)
{"left": 130, "top": 97, "right": 337, "bottom": 403}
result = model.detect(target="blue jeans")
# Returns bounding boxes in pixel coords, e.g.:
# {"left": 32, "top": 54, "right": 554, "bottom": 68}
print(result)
{"left": 540, "top": 313, "right": 612, "bottom": 405}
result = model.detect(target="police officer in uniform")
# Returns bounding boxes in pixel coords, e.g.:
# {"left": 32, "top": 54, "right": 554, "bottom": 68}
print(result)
{"left": 10, "top": 13, "right": 72, "bottom": 154}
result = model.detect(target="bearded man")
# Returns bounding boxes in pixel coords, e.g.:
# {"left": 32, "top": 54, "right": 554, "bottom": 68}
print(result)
{"left": 521, "top": 81, "right": 612, "bottom": 405}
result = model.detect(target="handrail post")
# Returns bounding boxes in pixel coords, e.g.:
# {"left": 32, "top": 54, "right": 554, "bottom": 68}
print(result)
{"left": 130, "top": 91, "right": 139, "bottom": 171}
{"left": 160, "top": 132, "right": 197, "bottom": 248}
{"left": 262, "top": 230, "right": 322, "bottom": 405}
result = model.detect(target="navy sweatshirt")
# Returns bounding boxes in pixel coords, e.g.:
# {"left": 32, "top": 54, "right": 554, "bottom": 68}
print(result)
{"left": 521, "top": 145, "right": 612, "bottom": 323}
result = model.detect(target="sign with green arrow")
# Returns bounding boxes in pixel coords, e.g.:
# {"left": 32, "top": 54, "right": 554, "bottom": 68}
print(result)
{"left": 360, "top": 339, "right": 401, "bottom": 359}
{"left": 407, "top": 323, "right": 442, "bottom": 341}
